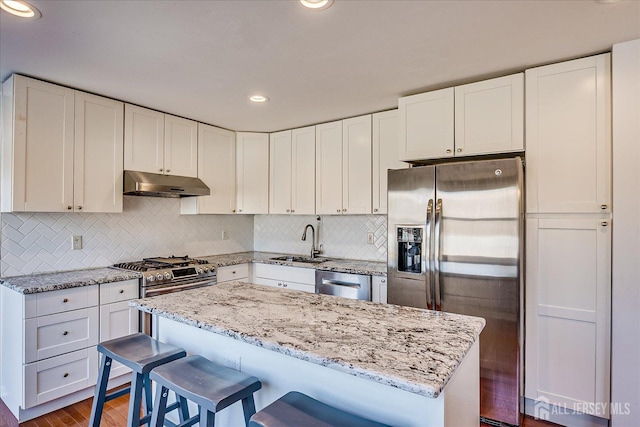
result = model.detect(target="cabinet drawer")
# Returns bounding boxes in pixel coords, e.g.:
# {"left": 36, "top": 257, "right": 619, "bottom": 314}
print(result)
{"left": 24, "top": 346, "right": 98, "bottom": 409}
{"left": 99, "top": 279, "right": 139, "bottom": 304}
{"left": 25, "top": 307, "right": 99, "bottom": 363}
{"left": 27, "top": 285, "right": 99, "bottom": 318}
{"left": 217, "top": 264, "right": 249, "bottom": 283}
{"left": 254, "top": 277, "right": 315, "bottom": 293}
{"left": 253, "top": 263, "right": 315, "bottom": 285}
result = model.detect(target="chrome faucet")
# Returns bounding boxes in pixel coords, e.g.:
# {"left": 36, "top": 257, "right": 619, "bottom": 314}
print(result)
{"left": 301, "top": 224, "right": 321, "bottom": 259}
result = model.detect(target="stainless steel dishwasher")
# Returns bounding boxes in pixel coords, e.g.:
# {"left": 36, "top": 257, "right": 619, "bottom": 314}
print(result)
{"left": 315, "top": 270, "right": 371, "bottom": 301}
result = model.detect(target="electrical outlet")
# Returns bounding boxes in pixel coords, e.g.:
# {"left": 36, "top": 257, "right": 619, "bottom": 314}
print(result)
{"left": 367, "top": 231, "right": 374, "bottom": 244}
{"left": 220, "top": 352, "right": 241, "bottom": 371}
{"left": 222, "top": 230, "right": 228, "bottom": 240}
{"left": 72, "top": 235, "right": 82, "bottom": 250}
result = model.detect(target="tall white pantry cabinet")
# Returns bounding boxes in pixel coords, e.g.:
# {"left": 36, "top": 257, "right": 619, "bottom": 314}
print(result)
{"left": 524, "top": 53, "right": 612, "bottom": 420}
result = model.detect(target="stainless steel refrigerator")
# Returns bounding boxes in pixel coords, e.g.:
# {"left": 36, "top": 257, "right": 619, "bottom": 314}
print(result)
{"left": 387, "top": 157, "right": 523, "bottom": 426}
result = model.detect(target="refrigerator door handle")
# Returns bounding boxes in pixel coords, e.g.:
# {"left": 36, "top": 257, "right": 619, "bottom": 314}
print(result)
{"left": 434, "top": 198, "right": 443, "bottom": 311}
{"left": 425, "top": 199, "right": 434, "bottom": 309}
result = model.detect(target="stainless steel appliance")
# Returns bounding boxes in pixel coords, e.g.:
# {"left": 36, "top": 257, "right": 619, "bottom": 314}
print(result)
{"left": 315, "top": 271, "right": 372, "bottom": 301}
{"left": 113, "top": 255, "right": 217, "bottom": 334}
{"left": 387, "top": 157, "right": 523, "bottom": 426}
{"left": 123, "top": 170, "right": 210, "bottom": 197}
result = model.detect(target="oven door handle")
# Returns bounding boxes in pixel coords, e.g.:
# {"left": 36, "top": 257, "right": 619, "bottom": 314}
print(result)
{"left": 143, "top": 280, "right": 216, "bottom": 297}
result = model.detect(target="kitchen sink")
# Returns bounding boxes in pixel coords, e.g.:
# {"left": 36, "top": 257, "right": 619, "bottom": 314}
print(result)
{"left": 270, "top": 255, "right": 328, "bottom": 264}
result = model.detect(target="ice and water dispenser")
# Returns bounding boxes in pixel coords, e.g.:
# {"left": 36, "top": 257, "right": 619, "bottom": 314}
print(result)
{"left": 396, "top": 226, "right": 423, "bottom": 274}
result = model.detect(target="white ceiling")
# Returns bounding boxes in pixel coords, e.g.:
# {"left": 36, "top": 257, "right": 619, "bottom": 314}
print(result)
{"left": 1, "top": 0, "right": 639, "bottom": 132}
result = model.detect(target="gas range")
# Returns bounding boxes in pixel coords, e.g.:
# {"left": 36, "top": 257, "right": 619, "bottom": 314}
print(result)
{"left": 114, "top": 255, "right": 217, "bottom": 296}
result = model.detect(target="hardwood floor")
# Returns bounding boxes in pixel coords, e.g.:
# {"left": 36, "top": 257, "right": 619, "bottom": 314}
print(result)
{"left": 2, "top": 391, "right": 562, "bottom": 427}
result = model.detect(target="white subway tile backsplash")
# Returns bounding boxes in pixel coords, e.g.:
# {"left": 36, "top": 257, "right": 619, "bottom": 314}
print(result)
{"left": 0, "top": 196, "right": 254, "bottom": 276}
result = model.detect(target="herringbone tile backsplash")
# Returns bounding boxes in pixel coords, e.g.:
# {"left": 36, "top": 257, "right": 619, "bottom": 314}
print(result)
{"left": 254, "top": 214, "right": 387, "bottom": 262}
{"left": 0, "top": 197, "right": 388, "bottom": 276}
{"left": 0, "top": 196, "right": 254, "bottom": 276}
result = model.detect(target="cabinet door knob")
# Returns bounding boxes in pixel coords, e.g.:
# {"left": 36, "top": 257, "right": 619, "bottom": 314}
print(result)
{"left": 166, "top": 169, "right": 171, "bottom": 173}
{"left": 232, "top": 209, "right": 236, "bottom": 213}
{"left": 336, "top": 209, "right": 341, "bottom": 213}
{"left": 291, "top": 210, "right": 295, "bottom": 213}
{"left": 446, "top": 149, "right": 452, "bottom": 154}
{"left": 601, "top": 204, "right": 607, "bottom": 210}
{"left": 63, "top": 331, "right": 69, "bottom": 336}
{"left": 601, "top": 221, "right": 608, "bottom": 227}
{"left": 67, "top": 206, "right": 72, "bottom": 210}
{"left": 374, "top": 208, "right": 378, "bottom": 212}
{"left": 238, "top": 209, "right": 242, "bottom": 212}
{"left": 232, "top": 271, "right": 236, "bottom": 274}
{"left": 63, "top": 373, "right": 69, "bottom": 378}
{"left": 159, "top": 169, "right": 163, "bottom": 172}
{"left": 283, "top": 283, "right": 288, "bottom": 287}
{"left": 342, "top": 209, "right": 346, "bottom": 212}
{"left": 77, "top": 206, "right": 82, "bottom": 210}
{"left": 286, "top": 209, "right": 290, "bottom": 213}
{"left": 119, "top": 289, "right": 124, "bottom": 294}
{"left": 381, "top": 279, "right": 386, "bottom": 283}
{"left": 63, "top": 298, "right": 69, "bottom": 303}
{"left": 456, "top": 148, "right": 462, "bottom": 153}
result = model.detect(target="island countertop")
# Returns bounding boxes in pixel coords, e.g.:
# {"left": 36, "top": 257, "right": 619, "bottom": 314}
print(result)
{"left": 130, "top": 281, "right": 485, "bottom": 398}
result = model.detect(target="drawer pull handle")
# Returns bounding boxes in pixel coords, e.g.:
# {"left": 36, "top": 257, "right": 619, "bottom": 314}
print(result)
{"left": 63, "top": 331, "right": 69, "bottom": 336}
{"left": 601, "top": 221, "right": 608, "bottom": 227}
{"left": 232, "top": 271, "right": 236, "bottom": 274}
{"left": 283, "top": 283, "right": 288, "bottom": 287}
{"left": 63, "top": 373, "right": 69, "bottom": 378}
{"left": 119, "top": 289, "right": 124, "bottom": 294}
{"left": 63, "top": 298, "right": 69, "bottom": 303}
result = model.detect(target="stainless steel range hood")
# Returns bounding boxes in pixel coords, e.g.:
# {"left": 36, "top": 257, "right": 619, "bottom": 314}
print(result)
{"left": 123, "top": 170, "right": 210, "bottom": 198}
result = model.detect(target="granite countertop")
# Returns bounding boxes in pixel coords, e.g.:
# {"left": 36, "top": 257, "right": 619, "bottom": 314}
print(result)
{"left": 200, "top": 251, "right": 387, "bottom": 276}
{"left": 131, "top": 282, "right": 485, "bottom": 398}
{"left": 0, "top": 267, "right": 142, "bottom": 294}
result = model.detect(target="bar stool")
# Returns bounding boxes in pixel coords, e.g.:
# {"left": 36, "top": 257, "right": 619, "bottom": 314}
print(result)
{"left": 89, "top": 333, "right": 187, "bottom": 427}
{"left": 149, "top": 354, "right": 262, "bottom": 427}
{"left": 249, "top": 392, "right": 391, "bottom": 427}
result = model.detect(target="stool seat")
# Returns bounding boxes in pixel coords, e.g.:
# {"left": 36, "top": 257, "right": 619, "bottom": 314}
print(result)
{"left": 149, "top": 355, "right": 262, "bottom": 427}
{"left": 249, "top": 392, "right": 391, "bottom": 427}
{"left": 98, "top": 332, "right": 186, "bottom": 373}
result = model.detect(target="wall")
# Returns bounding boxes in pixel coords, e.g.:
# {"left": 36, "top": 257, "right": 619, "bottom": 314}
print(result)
{"left": 611, "top": 38, "right": 640, "bottom": 426}
{"left": 0, "top": 196, "right": 254, "bottom": 276}
{"left": 254, "top": 214, "right": 387, "bottom": 262}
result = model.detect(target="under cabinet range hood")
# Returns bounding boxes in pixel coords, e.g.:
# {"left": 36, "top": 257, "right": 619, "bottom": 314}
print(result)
{"left": 123, "top": 170, "right": 210, "bottom": 198}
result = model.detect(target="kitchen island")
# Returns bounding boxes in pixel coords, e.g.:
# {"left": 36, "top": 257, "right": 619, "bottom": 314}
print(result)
{"left": 130, "top": 282, "right": 485, "bottom": 426}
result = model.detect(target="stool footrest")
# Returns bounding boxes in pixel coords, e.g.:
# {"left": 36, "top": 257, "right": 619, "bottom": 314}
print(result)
{"left": 105, "top": 386, "right": 130, "bottom": 402}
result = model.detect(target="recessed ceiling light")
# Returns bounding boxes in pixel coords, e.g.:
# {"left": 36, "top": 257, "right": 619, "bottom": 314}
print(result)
{"left": 300, "top": 0, "right": 334, "bottom": 10}
{"left": 249, "top": 95, "right": 269, "bottom": 103}
{"left": 0, "top": 0, "right": 41, "bottom": 19}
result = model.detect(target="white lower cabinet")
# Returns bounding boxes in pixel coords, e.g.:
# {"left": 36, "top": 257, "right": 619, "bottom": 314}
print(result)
{"left": 217, "top": 263, "right": 250, "bottom": 283}
{"left": 252, "top": 263, "right": 315, "bottom": 293}
{"left": 525, "top": 217, "right": 611, "bottom": 418}
{"left": 372, "top": 276, "right": 387, "bottom": 304}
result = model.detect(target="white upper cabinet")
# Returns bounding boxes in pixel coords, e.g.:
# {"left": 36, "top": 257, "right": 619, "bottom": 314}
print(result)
{"left": 398, "top": 88, "right": 454, "bottom": 161}
{"left": 74, "top": 92, "right": 124, "bottom": 213}
{"left": 163, "top": 114, "right": 198, "bottom": 177}
{"left": 124, "top": 105, "right": 198, "bottom": 177}
{"left": 372, "top": 110, "right": 406, "bottom": 214}
{"left": 269, "top": 130, "right": 293, "bottom": 214}
{"left": 454, "top": 73, "right": 524, "bottom": 156}
{"left": 236, "top": 132, "right": 269, "bottom": 214}
{"left": 269, "top": 126, "right": 316, "bottom": 215}
{"left": 526, "top": 54, "right": 611, "bottom": 214}
{"left": 181, "top": 124, "right": 236, "bottom": 215}
{"left": 316, "top": 121, "right": 344, "bottom": 215}
{"left": 342, "top": 115, "right": 372, "bottom": 214}
{"left": 398, "top": 74, "right": 524, "bottom": 161}
{"left": 1, "top": 75, "right": 123, "bottom": 213}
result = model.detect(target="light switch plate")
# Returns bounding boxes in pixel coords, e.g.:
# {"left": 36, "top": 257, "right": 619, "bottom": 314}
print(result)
{"left": 222, "top": 230, "right": 228, "bottom": 240}
{"left": 72, "top": 235, "right": 82, "bottom": 250}
{"left": 367, "top": 231, "right": 374, "bottom": 244}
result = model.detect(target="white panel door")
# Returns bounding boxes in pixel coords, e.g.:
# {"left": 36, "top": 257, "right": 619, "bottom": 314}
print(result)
{"left": 74, "top": 92, "right": 123, "bottom": 213}
{"left": 124, "top": 104, "right": 164, "bottom": 174}
{"left": 182, "top": 124, "right": 236, "bottom": 214}
{"left": 164, "top": 114, "right": 198, "bottom": 177}
{"left": 454, "top": 73, "right": 524, "bottom": 156}
{"left": 291, "top": 126, "right": 316, "bottom": 215}
{"left": 269, "top": 130, "right": 292, "bottom": 214}
{"left": 315, "top": 121, "right": 343, "bottom": 215}
{"left": 343, "top": 115, "right": 372, "bottom": 214}
{"left": 525, "top": 217, "right": 611, "bottom": 417}
{"left": 11, "top": 76, "right": 75, "bottom": 212}
{"left": 372, "top": 110, "right": 406, "bottom": 214}
{"left": 398, "top": 88, "right": 454, "bottom": 161}
{"left": 236, "top": 132, "right": 269, "bottom": 214}
{"left": 525, "top": 54, "right": 611, "bottom": 214}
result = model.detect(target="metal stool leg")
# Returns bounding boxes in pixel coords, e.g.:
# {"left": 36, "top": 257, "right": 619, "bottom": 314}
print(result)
{"left": 143, "top": 373, "right": 153, "bottom": 416}
{"left": 241, "top": 395, "right": 257, "bottom": 426}
{"left": 128, "top": 372, "right": 145, "bottom": 427}
{"left": 200, "top": 409, "right": 215, "bottom": 427}
{"left": 89, "top": 354, "right": 113, "bottom": 427}
{"left": 177, "top": 393, "right": 190, "bottom": 423}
